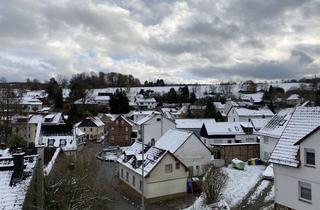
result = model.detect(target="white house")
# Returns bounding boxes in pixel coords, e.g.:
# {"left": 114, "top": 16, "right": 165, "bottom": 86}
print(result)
{"left": 20, "top": 96, "right": 43, "bottom": 113}
{"left": 36, "top": 124, "right": 85, "bottom": 155}
{"left": 155, "top": 129, "right": 212, "bottom": 176}
{"left": 200, "top": 121, "right": 258, "bottom": 147}
{"left": 118, "top": 141, "right": 188, "bottom": 201}
{"left": 269, "top": 106, "right": 320, "bottom": 210}
{"left": 227, "top": 107, "right": 274, "bottom": 122}
{"left": 258, "top": 108, "right": 293, "bottom": 162}
{"left": 137, "top": 113, "right": 176, "bottom": 145}
{"left": 135, "top": 95, "right": 157, "bottom": 110}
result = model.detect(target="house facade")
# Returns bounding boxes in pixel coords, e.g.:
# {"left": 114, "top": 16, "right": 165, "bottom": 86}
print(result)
{"left": 118, "top": 142, "right": 188, "bottom": 202}
{"left": 77, "top": 117, "right": 105, "bottom": 141}
{"left": 228, "top": 107, "right": 274, "bottom": 122}
{"left": 156, "top": 129, "right": 212, "bottom": 176}
{"left": 269, "top": 107, "right": 320, "bottom": 210}
{"left": 258, "top": 108, "right": 293, "bottom": 162}
{"left": 107, "top": 115, "right": 138, "bottom": 146}
{"left": 138, "top": 113, "right": 176, "bottom": 145}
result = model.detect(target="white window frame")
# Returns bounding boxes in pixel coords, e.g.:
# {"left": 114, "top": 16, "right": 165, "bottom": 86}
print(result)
{"left": 299, "top": 181, "right": 312, "bottom": 203}
{"left": 165, "top": 164, "right": 173, "bottom": 173}
{"left": 305, "top": 148, "right": 316, "bottom": 167}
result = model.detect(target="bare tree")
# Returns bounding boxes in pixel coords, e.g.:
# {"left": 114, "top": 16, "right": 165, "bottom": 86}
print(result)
{"left": 44, "top": 153, "right": 111, "bottom": 209}
{"left": 202, "top": 166, "right": 228, "bottom": 205}
{"left": 0, "top": 79, "right": 22, "bottom": 145}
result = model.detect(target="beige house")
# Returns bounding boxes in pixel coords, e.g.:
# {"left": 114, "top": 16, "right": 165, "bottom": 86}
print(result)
{"left": 118, "top": 141, "right": 188, "bottom": 202}
{"left": 76, "top": 117, "right": 105, "bottom": 141}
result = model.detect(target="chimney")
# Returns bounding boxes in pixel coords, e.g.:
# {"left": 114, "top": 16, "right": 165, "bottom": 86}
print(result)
{"left": 10, "top": 150, "right": 25, "bottom": 186}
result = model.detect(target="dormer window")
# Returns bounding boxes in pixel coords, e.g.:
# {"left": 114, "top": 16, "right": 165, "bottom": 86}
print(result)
{"left": 305, "top": 148, "right": 315, "bottom": 167}
{"left": 48, "top": 139, "right": 55, "bottom": 147}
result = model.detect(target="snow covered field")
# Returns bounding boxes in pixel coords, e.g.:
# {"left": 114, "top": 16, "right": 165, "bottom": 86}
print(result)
{"left": 185, "top": 165, "right": 266, "bottom": 210}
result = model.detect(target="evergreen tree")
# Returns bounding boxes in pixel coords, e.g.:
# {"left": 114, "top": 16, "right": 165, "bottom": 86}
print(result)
{"left": 166, "top": 88, "right": 178, "bottom": 103}
{"left": 204, "top": 99, "right": 216, "bottom": 118}
{"left": 46, "top": 78, "right": 63, "bottom": 109}
{"left": 215, "top": 111, "right": 224, "bottom": 122}
{"left": 110, "top": 89, "right": 130, "bottom": 114}
{"left": 190, "top": 92, "right": 197, "bottom": 104}
{"left": 179, "top": 85, "right": 190, "bottom": 103}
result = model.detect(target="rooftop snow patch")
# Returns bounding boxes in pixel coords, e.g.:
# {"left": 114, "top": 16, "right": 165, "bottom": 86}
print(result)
{"left": 155, "top": 129, "right": 193, "bottom": 153}
{"left": 269, "top": 107, "right": 320, "bottom": 167}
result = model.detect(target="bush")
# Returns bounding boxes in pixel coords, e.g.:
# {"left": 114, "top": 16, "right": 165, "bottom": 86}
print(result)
{"left": 202, "top": 166, "right": 228, "bottom": 204}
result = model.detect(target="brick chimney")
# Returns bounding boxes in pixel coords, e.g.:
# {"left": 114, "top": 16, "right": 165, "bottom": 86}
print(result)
{"left": 10, "top": 150, "right": 25, "bottom": 186}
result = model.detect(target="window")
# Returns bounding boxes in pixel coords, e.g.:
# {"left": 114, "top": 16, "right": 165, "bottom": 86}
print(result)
{"left": 121, "top": 169, "right": 123, "bottom": 178}
{"left": 111, "top": 127, "right": 114, "bottom": 130}
{"left": 84, "top": 128, "right": 86, "bottom": 132}
{"left": 90, "top": 128, "right": 93, "bottom": 132}
{"left": 125, "top": 135, "right": 128, "bottom": 141}
{"left": 110, "top": 136, "right": 114, "bottom": 141}
{"left": 165, "top": 164, "right": 173, "bottom": 173}
{"left": 60, "top": 139, "right": 67, "bottom": 146}
{"left": 116, "top": 120, "right": 119, "bottom": 125}
{"left": 305, "top": 148, "right": 315, "bottom": 166}
{"left": 227, "top": 140, "right": 232, "bottom": 144}
{"left": 150, "top": 138, "right": 155, "bottom": 146}
{"left": 157, "top": 118, "right": 161, "bottom": 121}
{"left": 263, "top": 137, "right": 269, "bottom": 144}
{"left": 48, "top": 139, "right": 55, "bottom": 146}
{"left": 264, "top": 152, "right": 270, "bottom": 160}
{"left": 299, "top": 181, "right": 312, "bottom": 202}
{"left": 176, "top": 162, "right": 180, "bottom": 170}
{"left": 132, "top": 175, "right": 135, "bottom": 186}
{"left": 126, "top": 172, "right": 129, "bottom": 181}
{"left": 235, "top": 140, "right": 242, "bottom": 143}
{"left": 139, "top": 180, "right": 143, "bottom": 191}
{"left": 125, "top": 127, "right": 128, "bottom": 132}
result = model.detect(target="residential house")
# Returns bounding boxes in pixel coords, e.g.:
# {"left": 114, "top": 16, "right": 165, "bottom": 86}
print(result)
{"left": 77, "top": 117, "right": 105, "bottom": 141}
{"left": 228, "top": 107, "right": 274, "bottom": 122}
{"left": 258, "top": 108, "right": 293, "bottom": 162}
{"left": 118, "top": 141, "right": 188, "bottom": 202}
{"left": 200, "top": 121, "right": 259, "bottom": 163}
{"left": 98, "top": 113, "right": 117, "bottom": 135}
{"left": 269, "top": 106, "right": 320, "bottom": 210}
{"left": 137, "top": 113, "right": 176, "bottom": 145}
{"left": 107, "top": 115, "right": 139, "bottom": 146}
{"left": 20, "top": 96, "right": 43, "bottom": 113}
{"left": 36, "top": 124, "right": 85, "bottom": 155}
{"left": 175, "top": 118, "right": 216, "bottom": 134}
{"left": 135, "top": 95, "right": 157, "bottom": 110}
{"left": 156, "top": 129, "right": 212, "bottom": 176}
{"left": 241, "top": 80, "right": 257, "bottom": 93}
{"left": 213, "top": 102, "right": 226, "bottom": 116}
{"left": 286, "top": 94, "right": 303, "bottom": 106}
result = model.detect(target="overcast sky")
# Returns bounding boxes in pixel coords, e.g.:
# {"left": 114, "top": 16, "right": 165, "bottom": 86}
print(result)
{"left": 0, "top": 0, "right": 320, "bottom": 83}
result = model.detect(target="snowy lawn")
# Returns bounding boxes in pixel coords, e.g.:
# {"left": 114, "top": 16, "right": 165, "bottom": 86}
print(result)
{"left": 248, "top": 180, "right": 270, "bottom": 203}
{"left": 222, "top": 164, "right": 265, "bottom": 207}
{"left": 184, "top": 165, "right": 265, "bottom": 209}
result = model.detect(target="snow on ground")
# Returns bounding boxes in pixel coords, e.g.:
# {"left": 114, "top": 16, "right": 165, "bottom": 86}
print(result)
{"left": 44, "top": 148, "right": 60, "bottom": 176}
{"left": 184, "top": 196, "right": 230, "bottom": 210}
{"left": 184, "top": 165, "right": 265, "bottom": 209}
{"left": 222, "top": 165, "right": 266, "bottom": 207}
{"left": 265, "top": 185, "right": 275, "bottom": 202}
{"left": 248, "top": 180, "right": 270, "bottom": 203}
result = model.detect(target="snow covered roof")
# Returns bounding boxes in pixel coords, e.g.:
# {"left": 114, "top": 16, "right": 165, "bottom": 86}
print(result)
{"left": 203, "top": 121, "right": 244, "bottom": 135}
{"left": 155, "top": 129, "right": 193, "bottom": 153}
{"left": 118, "top": 141, "right": 170, "bottom": 177}
{"left": 240, "top": 92, "right": 264, "bottom": 103}
{"left": 175, "top": 118, "right": 216, "bottom": 129}
{"left": 234, "top": 107, "right": 274, "bottom": 117}
{"left": 136, "top": 113, "right": 162, "bottom": 125}
{"left": 119, "top": 115, "right": 135, "bottom": 126}
{"left": 250, "top": 118, "right": 270, "bottom": 130}
{"left": 0, "top": 155, "right": 38, "bottom": 209}
{"left": 287, "top": 94, "right": 300, "bottom": 100}
{"left": 20, "top": 96, "right": 42, "bottom": 105}
{"left": 269, "top": 107, "right": 320, "bottom": 167}
{"left": 213, "top": 102, "right": 225, "bottom": 109}
{"left": 259, "top": 108, "right": 294, "bottom": 138}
